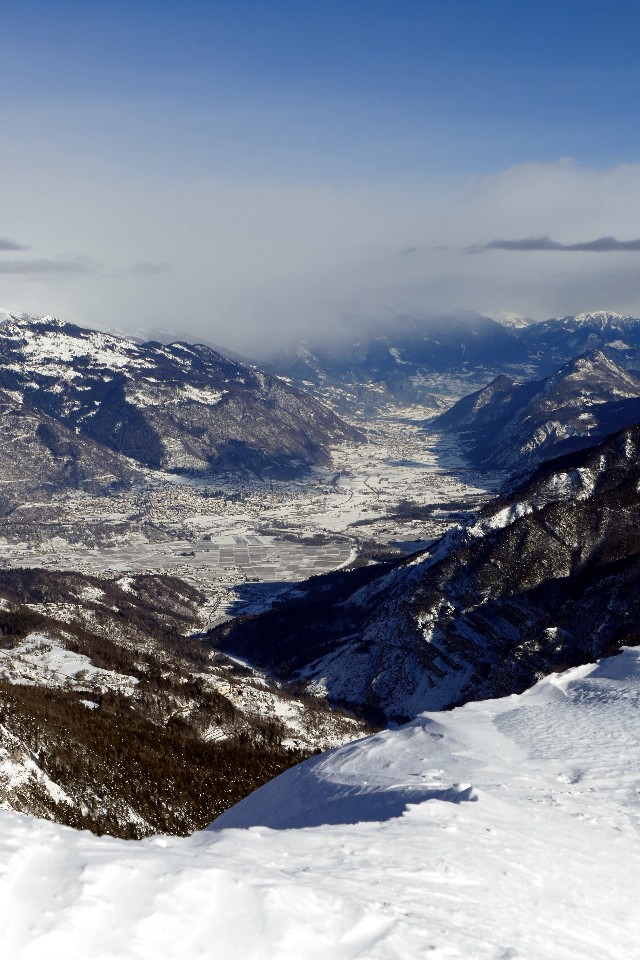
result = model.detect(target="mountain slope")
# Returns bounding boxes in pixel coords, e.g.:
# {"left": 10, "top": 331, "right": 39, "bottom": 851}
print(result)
{"left": 0, "top": 387, "right": 143, "bottom": 512}
{"left": 256, "top": 310, "right": 640, "bottom": 412}
{"left": 431, "top": 349, "right": 640, "bottom": 472}
{"left": 0, "top": 567, "right": 366, "bottom": 836}
{"left": 0, "top": 314, "right": 359, "bottom": 479}
{"left": 518, "top": 310, "right": 640, "bottom": 373}
{"left": 211, "top": 422, "right": 640, "bottom": 720}
{"left": 2, "top": 648, "right": 640, "bottom": 959}
{"left": 256, "top": 312, "right": 529, "bottom": 409}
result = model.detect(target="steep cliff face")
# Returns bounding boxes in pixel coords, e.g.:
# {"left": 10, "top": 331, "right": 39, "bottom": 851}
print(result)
{"left": 211, "top": 424, "right": 640, "bottom": 720}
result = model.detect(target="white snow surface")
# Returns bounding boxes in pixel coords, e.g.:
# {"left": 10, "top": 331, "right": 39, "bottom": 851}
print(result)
{"left": 572, "top": 310, "right": 631, "bottom": 325}
{"left": 0, "top": 316, "right": 154, "bottom": 374}
{"left": 2, "top": 650, "right": 640, "bottom": 958}
{"left": 0, "top": 633, "right": 138, "bottom": 694}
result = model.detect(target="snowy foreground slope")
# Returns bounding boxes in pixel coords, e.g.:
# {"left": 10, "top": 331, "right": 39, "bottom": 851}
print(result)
{"left": 2, "top": 651, "right": 640, "bottom": 959}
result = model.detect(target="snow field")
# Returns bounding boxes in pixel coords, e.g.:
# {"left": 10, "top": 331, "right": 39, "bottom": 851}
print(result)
{"left": 1, "top": 650, "right": 639, "bottom": 958}
{"left": 0, "top": 634, "right": 138, "bottom": 694}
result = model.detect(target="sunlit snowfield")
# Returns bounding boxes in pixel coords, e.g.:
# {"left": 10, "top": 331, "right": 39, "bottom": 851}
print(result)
{"left": 2, "top": 649, "right": 639, "bottom": 959}
{"left": 0, "top": 409, "right": 503, "bottom": 623}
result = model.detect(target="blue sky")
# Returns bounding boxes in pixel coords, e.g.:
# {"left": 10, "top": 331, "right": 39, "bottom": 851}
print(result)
{"left": 1, "top": 1, "right": 639, "bottom": 346}
{"left": 4, "top": 0, "right": 639, "bottom": 175}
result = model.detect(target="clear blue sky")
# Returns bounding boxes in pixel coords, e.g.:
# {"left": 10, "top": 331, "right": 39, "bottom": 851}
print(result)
{"left": 1, "top": 1, "right": 639, "bottom": 344}
{"left": 3, "top": 0, "right": 639, "bottom": 176}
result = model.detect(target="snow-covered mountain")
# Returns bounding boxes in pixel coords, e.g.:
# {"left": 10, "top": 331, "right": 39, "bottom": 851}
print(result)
{"left": 0, "top": 313, "right": 359, "bottom": 481}
{"left": 432, "top": 348, "right": 640, "bottom": 472}
{"left": 0, "top": 566, "right": 366, "bottom": 836}
{"left": 255, "top": 312, "right": 529, "bottom": 409}
{"left": 254, "top": 309, "right": 640, "bottom": 411}
{"left": 519, "top": 310, "right": 640, "bottom": 373}
{"left": 2, "top": 647, "right": 640, "bottom": 959}
{"left": 0, "top": 384, "right": 142, "bottom": 512}
{"left": 212, "top": 421, "right": 640, "bottom": 720}
{"left": 495, "top": 311, "right": 533, "bottom": 329}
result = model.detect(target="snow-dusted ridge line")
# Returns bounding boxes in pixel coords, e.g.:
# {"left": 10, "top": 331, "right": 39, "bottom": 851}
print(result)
{"left": 0, "top": 311, "right": 359, "bottom": 481}
{"left": 1, "top": 649, "right": 640, "bottom": 959}
{"left": 571, "top": 310, "right": 636, "bottom": 324}
{"left": 431, "top": 346, "right": 640, "bottom": 475}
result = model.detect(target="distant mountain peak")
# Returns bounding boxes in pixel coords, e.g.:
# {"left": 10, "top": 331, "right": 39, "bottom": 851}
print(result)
{"left": 0, "top": 308, "right": 41, "bottom": 327}
{"left": 487, "top": 372, "right": 516, "bottom": 389}
{"left": 0, "top": 311, "right": 64, "bottom": 327}
{"left": 567, "top": 311, "right": 637, "bottom": 326}
{"left": 552, "top": 347, "right": 640, "bottom": 384}
{"left": 495, "top": 312, "right": 533, "bottom": 329}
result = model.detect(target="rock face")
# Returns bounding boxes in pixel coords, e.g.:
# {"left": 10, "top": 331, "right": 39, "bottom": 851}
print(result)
{"left": 0, "top": 314, "right": 359, "bottom": 482}
{"left": 211, "top": 423, "right": 640, "bottom": 721}
{"left": 431, "top": 349, "right": 640, "bottom": 473}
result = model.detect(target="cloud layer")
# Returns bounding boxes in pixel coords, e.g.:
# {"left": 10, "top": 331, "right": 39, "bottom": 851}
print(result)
{"left": 0, "top": 238, "right": 27, "bottom": 252}
{"left": 2, "top": 158, "right": 640, "bottom": 351}
{"left": 470, "top": 236, "right": 640, "bottom": 253}
{"left": 0, "top": 258, "right": 94, "bottom": 275}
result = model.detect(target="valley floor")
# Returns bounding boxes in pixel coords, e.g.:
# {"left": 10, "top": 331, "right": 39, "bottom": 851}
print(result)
{"left": 2, "top": 648, "right": 639, "bottom": 958}
{"left": 0, "top": 407, "right": 502, "bottom": 626}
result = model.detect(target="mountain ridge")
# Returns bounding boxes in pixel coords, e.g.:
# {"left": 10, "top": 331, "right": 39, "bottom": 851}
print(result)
{"left": 210, "top": 421, "right": 640, "bottom": 720}
{"left": 251, "top": 309, "right": 640, "bottom": 411}
{"left": 431, "top": 348, "right": 640, "bottom": 472}
{"left": 0, "top": 314, "right": 360, "bottom": 482}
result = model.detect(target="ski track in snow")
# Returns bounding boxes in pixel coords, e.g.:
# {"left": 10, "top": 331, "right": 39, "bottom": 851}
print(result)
{"left": 2, "top": 650, "right": 640, "bottom": 959}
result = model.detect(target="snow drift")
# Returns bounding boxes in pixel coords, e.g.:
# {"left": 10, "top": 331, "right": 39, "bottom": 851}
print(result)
{"left": 2, "top": 649, "right": 640, "bottom": 958}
